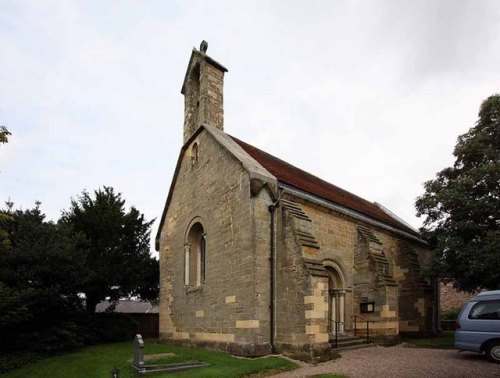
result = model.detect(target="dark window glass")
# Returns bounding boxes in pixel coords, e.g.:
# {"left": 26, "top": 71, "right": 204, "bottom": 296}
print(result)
{"left": 200, "top": 236, "right": 206, "bottom": 283}
{"left": 468, "top": 300, "right": 500, "bottom": 320}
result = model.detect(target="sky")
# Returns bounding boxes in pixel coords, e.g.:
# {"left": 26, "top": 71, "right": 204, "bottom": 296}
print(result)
{"left": 1, "top": 0, "right": 500, "bottom": 255}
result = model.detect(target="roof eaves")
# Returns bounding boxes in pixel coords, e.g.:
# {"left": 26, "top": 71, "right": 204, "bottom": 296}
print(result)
{"left": 155, "top": 126, "right": 205, "bottom": 251}
{"left": 374, "top": 202, "right": 420, "bottom": 234}
{"left": 280, "top": 182, "right": 427, "bottom": 245}
{"left": 155, "top": 126, "right": 278, "bottom": 251}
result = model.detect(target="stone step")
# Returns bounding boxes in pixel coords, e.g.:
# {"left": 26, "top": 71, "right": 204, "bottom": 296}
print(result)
{"left": 332, "top": 336, "right": 366, "bottom": 342}
{"left": 334, "top": 342, "right": 376, "bottom": 353}
{"left": 331, "top": 335, "right": 362, "bottom": 341}
{"left": 331, "top": 338, "right": 363, "bottom": 345}
{"left": 330, "top": 333, "right": 371, "bottom": 350}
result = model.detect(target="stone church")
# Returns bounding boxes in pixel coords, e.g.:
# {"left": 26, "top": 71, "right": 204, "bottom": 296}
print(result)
{"left": 156, "top": 42, "right": 438, "bottom": 360}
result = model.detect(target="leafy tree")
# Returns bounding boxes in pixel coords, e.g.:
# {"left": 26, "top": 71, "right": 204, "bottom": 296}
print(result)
{"left": 0, "top": 125, "right": 10, "bottom": 144}
{"left": 61, "top": 187, "right": 158, "bottom": 313}
{"left": 416, "top": 94, "right": 500, "bottom": 292}
{"left": 0, "top": 202, "right": 86, "bottom": 352}
{"left": 0, "top": 197, "right": 146, "bottom": 358}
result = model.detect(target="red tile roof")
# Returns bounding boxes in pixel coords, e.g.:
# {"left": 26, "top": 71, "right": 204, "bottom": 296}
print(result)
{"left": 231, "top": 136, "right": 418, "bottom": 236}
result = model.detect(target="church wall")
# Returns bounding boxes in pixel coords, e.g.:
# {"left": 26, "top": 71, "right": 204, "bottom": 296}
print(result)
{"left": 288, "top": 197, "right": 435, "bottom": 337}
{"left": 292, "top": 199, "right": 358, "bottom": 333}
{"left": 396, "top": 242, "right": 436, "bottom": 334}
{"left": 275, "top": 205, "right": 314, "bottom": 345}
{"left": 272, "top": 200, "right": 336, "bottom": 361}
{"left": 159, "top": 130, "right": 271, "bottom": 355}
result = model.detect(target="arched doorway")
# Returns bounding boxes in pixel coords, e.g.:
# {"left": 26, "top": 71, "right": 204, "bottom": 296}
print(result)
{"left": 325, "top": 265, "right": 346, "bottom": 335}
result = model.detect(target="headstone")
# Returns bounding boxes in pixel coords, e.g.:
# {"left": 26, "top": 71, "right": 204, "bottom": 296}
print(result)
{"left": 131, "top": 334, "right": 208, "bottom": 374}
{"left": 133, "top": 334, "right": 145, "bottom": 371}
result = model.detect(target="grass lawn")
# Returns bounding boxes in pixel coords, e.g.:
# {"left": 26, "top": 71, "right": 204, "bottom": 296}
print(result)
{"left": 402, "top": 331, "right": 455, "bottom": 349}
{"left": 1, "top": 341, "right": 296, "bottom": 378}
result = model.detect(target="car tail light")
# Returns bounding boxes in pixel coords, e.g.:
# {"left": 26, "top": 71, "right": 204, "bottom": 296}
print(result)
{"left": 454, "top": 321, "right": 461, "bottom": 330}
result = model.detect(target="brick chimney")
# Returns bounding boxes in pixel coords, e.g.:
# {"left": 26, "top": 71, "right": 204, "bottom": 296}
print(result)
{"left": 181, "top": 41, "right": 228, "bottom": 144}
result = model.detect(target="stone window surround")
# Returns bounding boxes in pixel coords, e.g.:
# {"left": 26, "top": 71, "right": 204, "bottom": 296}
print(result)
{"left": 184, "top": 218, "right": 207, "bottom": 291}
{"left": 191, "top": 142, "right": 199, "bottom": 165}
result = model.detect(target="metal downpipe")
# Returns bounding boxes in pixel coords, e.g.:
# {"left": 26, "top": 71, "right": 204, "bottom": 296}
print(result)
{"left": 268, "top": 189, "right": 282, "bottom": 354}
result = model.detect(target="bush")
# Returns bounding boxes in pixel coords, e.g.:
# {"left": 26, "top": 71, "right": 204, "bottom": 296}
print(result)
{"left": 16, "top": 322, "right": 86, "bottom": 354}
{"left": 0, "top": 352, "right": 40, "bottom": 373}
{"left": 1, "top": 312, "right": 137, "bottom": 356}
{"left": 441, "top": 308, "right": 461, "bottom": 320}
{"left": 0, "top": 312, "right": 139, "bottom": 373}
{"left": 86, "top": 313, "right": 139, "bottom": 343}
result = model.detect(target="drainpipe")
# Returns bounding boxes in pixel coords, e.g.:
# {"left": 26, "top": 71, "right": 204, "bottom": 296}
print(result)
{"left": 268, "top": 189, "right": 283, "bottom": 354}
{"left": 435, "top": 278, "right": 441, "bottom": 333}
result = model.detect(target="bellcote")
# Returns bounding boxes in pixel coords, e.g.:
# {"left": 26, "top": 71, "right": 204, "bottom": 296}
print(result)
{"left": 181, "top": 41, "right": 228, "bottom": 144}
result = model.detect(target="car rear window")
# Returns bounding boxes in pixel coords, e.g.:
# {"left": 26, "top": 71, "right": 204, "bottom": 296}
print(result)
{"left": 468, "top": 300, "right": 500, "bottom": 320}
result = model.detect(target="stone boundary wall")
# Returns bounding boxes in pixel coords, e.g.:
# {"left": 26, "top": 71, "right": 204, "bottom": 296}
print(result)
{"left": 440, "top": 282, "right": 475, "bottom": 311}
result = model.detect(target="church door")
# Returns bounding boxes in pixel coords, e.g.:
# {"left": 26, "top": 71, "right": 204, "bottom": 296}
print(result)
{"left": 326, "top": 267, "right": 345, "bottom": 334}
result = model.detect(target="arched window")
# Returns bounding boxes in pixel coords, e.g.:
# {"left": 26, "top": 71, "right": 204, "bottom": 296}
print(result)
{"left": 191, "top": 142, "right": 199, "bottom": 165}
{"left": 185, "top": 222, "right": 206, "bottom": 286}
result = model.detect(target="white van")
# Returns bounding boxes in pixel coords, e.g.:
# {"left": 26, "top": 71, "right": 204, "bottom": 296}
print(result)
{"left": 454, "top": 290, "right": 500, "bottom": 363}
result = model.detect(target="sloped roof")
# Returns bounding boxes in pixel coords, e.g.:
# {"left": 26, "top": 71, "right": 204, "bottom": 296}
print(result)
{"left": 96, "top": 300, "right": 158, "bottom": 314}
{"left": 231, "top": 136, "right": 419, "bottom": 236}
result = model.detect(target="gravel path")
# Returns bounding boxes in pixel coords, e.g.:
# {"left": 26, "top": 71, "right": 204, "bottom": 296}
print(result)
{"left": 273, "top": 345, "right": 500, "bottom": 378}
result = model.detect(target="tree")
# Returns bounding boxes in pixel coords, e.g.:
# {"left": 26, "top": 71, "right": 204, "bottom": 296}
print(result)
{"left": 416, "top": 94, "right": 500, "bottom": 292}
{"left": 0, "top": 202, "right": 86, "bottom": 352}
{"left": 0, "top": 125, "right": 10, "bottom": 144}
{"left": 60, "top": 187, "right": 158, "bottom": 313}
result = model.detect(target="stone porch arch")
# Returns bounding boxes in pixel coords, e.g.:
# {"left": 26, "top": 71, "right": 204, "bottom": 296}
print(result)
{"left": 323, "top": 259, "right": 349, "bottom": 334}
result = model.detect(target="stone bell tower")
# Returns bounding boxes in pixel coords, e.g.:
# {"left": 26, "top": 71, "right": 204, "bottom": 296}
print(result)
{"left": 181, "top": 41, "right": 228, "bottom": 144}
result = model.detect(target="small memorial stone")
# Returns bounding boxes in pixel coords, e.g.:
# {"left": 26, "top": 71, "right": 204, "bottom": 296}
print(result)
{"left": 133, "top": 334, "right": 145, "bottom": 371}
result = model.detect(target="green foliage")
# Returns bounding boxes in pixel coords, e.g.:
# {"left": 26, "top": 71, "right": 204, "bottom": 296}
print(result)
{"left": 82, "top": 313, "right": 139, "bottom": 343}
{"left": 416, "top": 94, "right": 500, "bottom": 292}
{"left": 0, "top": 203, "right": 86, "bottom": 353}
{"left": 0, "top": 125, "right": 10, "bottom": 144}
{"left": 0, "top": 352, "right": 40, "bottom": 374}
{"left": 0, "top": 190, "right": 158, "bottom": 357}
{"left": 60, "top": 186, "right": 158, "bottom": 312}
{"left": 1, "top": 341, "right": 297, "bottom": 377}
{"left": 440, "top": 308, "right": 461, "bottom": 320}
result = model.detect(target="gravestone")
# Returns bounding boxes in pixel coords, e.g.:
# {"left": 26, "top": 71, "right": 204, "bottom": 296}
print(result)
{"left": 133, "top": 334, "right": 145, "bottom": 371}
{"left": 132, "top": 334, "right": 207, "bottom": 374}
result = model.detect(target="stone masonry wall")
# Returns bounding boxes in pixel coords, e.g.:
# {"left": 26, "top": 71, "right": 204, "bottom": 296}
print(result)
{"left": 159, "top": 129, "right": 435, "bottom": 357}
{"left": 275, "top": 204, "right": 313, "bottom": 346}
{"left": 440, "top": 282, "right": 474, "bottom": 312}
{"left": 199, "top": 62, "right": 224, "bottom": 132}
{"left": 183, "top": 54, "right": 225, "bottom": 144}
{"left": 286, "top": 197, "right": 435, "bottom": 336}
{"left": 274, "top": 201, "right": 334, "bottom": 361}
{"left": 159, "top": 130, "right": 271, "bottom": 355}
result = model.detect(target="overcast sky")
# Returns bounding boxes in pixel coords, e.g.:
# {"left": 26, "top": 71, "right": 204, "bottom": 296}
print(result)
{"left": 1, "top": 0, "right": 500, "bottom": 254}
